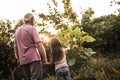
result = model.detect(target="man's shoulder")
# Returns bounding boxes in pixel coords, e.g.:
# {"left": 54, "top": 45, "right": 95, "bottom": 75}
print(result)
{"left": 28, "top": 25, "right": 35, "bottom": 29}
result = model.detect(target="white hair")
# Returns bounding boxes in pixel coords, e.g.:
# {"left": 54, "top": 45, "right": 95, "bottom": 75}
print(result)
{"left": 24, "top": 13, "right": 34, "bottom": 22}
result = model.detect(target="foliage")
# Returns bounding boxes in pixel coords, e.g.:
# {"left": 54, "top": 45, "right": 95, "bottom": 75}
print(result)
{"left": 81, "top": 7, "right": 120, "bottom": 53}
{"left": 56, "top": 27, "right": 96, "bottom": 66}
{"left": 36, "top": 0, "right": 81, "bottom": 37}
{"left": 0, "top": 19, "right": 17, "bottom": 79}
{"left": 0, "top": 19, "right": 26, "bottom": 80}
{"left": 75, "top": 56, "right": 120, "bottom": 80}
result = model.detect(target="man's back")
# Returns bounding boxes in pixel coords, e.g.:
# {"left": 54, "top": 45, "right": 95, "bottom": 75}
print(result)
{"left": 15, "top": 24, "right": 41, "bottom": 65}
{"left": 14, "top": 13, "right": 47, "bottom": 80}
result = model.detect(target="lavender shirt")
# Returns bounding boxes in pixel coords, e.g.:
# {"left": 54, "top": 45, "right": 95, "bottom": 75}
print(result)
{"left": 15, "top": 24, "right": 42, "bottom": 65}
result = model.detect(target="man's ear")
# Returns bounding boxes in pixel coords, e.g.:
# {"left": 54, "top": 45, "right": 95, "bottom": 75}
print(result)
{"left": 31, "top": 17, "right": 34, "bottom": 26}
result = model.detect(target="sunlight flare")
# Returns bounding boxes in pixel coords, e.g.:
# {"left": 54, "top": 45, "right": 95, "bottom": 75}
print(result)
{"left": 46, "top": 25, "right": 58, "bottom": 35}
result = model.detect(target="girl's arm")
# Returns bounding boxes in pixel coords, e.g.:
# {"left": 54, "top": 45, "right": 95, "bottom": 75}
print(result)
{"left": 63, "top": 47, "right": 68, "bottom": 54}
{"left": 49, "top": 55, "right": 53, "bottom": 64}
{"left": 44, "top": 54, "right": 54, "bottom": 65}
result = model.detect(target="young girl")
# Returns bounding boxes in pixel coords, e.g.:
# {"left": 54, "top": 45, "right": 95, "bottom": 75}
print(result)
{"left": 47, "top": 37, "right": 71, "bottom": 80}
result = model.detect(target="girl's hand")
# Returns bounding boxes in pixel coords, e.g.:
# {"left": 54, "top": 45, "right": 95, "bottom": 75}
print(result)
{"left": 43, "top": 62, "right": 50, "bottom": 65}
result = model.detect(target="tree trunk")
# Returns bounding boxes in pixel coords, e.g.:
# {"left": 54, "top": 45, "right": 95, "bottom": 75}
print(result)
{"left": 9, "top": 67, "right": 17, "bottom": 80}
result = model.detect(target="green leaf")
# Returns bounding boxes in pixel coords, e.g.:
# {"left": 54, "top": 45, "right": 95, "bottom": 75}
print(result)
{"left": 85, "top": 35, "right": 96, "bottom": 42}
{"left": 83, "top": 48, "right": 96, "bottom": 57}
{"left": 68, "top": 57, "right": 76, "bottom": 66}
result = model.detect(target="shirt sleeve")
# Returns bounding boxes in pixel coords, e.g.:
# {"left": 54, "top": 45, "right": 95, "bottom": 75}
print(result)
{"left": 32, "top": 27, "right": 43, "bottom": 44}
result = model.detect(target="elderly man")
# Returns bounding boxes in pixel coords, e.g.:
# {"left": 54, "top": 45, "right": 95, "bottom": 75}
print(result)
{"left": 14, "top": 13, "right": 47, "bottom": 80}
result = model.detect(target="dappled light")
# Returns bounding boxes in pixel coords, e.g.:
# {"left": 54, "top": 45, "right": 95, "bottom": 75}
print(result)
{"left": 43, "top": 36, "right": 50, "bottom": 44}
{"left": 46, "top": 25, "right": 58, "bottom": 35}
{"left": 40, "top": 34, "right": 50, "bottom": 44}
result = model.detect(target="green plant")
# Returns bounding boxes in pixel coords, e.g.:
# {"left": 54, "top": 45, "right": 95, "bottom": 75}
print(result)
{"left": 56, "top": 27, "right": 96, "bottom": 66}
{"left": 69, "top": 56, "right": 120, "bottom": 80}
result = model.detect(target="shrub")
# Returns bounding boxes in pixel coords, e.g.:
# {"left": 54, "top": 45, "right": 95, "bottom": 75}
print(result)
{"left": 69, "top": 54, "right": 120, "bottom": 80}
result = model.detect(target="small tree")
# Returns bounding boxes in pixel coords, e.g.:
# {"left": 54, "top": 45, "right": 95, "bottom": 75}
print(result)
{"left": 0, "top": 19, "right": 17, "bottom": 80}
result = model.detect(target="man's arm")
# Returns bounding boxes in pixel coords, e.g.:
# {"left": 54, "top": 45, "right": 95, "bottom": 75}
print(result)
{"left": 43, "top": 53, "right": 53, "bottom": 65}
{"left": 36, "top": 42, "right": 48, "bottom": 63}
{"left": 14, "top": 44, "right": 19, "bottom": 60}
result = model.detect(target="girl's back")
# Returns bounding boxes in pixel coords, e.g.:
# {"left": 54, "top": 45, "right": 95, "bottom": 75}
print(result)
{"left": 50, "top": 37, "right": 71, "bottom": 80}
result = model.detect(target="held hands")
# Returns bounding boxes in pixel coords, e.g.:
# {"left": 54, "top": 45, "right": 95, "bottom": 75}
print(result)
{"left": 42, "top": 59, "right": 47, "bottom": 63}
{"left": 43, "top": 61, "right": 50, "bottom": 65}
{"left": 42, "top": 60, "right": 51, "bottom": 66}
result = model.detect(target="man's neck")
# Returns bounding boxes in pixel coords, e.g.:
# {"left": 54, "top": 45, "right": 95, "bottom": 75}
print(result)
{"left": 25, "top": 22, "right": 34, "bottom": 26}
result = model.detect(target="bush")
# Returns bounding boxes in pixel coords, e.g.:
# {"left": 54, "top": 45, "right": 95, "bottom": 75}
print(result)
{"left": 70, "top": 55, "right": 120, "bottom": 80}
